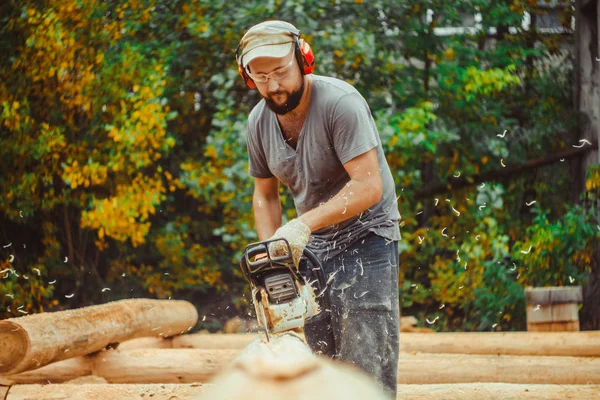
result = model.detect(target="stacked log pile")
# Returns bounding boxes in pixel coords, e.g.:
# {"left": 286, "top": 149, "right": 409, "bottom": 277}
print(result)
{"left": 1, "top": 300, "right": 600, "bottom": 399}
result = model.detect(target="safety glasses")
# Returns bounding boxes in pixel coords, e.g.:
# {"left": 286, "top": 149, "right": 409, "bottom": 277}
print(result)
{"left": 246, "top": 50, "right": 296, "bottom": 84}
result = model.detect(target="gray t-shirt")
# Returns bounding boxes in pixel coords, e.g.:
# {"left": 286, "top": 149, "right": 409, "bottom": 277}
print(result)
{"left": 246, "top": 75, "right": 401, "bottom": 261}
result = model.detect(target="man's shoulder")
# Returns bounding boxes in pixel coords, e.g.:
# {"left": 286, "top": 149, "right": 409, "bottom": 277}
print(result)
{"left": 248, "top": 99, "right": 268, "bottom": 127}
{"left": 311, "top": 75, "right": 369, "bottom": 117}
{"left": 312, "top": 75, "right": 361, "bottom": 99}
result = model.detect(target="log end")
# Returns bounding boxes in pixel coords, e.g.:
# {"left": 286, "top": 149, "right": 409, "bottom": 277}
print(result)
{"left": 0, "top": 321, "right": 29, "bottom": 375}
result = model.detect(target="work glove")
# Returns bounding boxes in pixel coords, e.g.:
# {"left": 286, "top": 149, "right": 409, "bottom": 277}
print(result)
{"left": 268, "top": 219, "right": 311, "bottom": 267}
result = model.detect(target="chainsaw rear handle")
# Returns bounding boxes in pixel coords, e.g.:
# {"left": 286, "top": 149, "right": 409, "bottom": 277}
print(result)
{"left": 241, "top": 238, "right": 295, "bottom": 278}
{"left": 240, "top": 239, "right": 326, "bottom": 291}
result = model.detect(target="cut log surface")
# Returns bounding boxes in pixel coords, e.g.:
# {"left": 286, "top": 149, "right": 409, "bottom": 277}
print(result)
{"left": 7, "top": 349, "right": 600, "bottom": 385}
{"left": 199, "top": 333, "right": 389, "bottom": 400}
{"left": 0, "top": 298, "right": 198, "bottom": 376}
{"left": 121, "top": 331, "right": 600, "bottom": 357}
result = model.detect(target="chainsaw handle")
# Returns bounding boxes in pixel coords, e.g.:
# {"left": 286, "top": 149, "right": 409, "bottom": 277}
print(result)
{"left": 241, "top": 238, "right": 295, "bottom": 280}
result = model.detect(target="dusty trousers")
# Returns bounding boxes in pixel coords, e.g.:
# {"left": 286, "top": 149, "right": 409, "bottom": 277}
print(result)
{"left": 304, "top": 233, "right": 400, "bottom": 398}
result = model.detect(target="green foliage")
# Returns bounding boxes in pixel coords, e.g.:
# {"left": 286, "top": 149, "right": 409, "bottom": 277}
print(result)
{"left": 513, "top": 203, "right": 599, "bottom": 288}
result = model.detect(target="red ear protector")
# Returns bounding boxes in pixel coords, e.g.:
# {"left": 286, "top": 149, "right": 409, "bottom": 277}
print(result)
{"left": 235, "top": 25, "right": 315, "bottom": 89}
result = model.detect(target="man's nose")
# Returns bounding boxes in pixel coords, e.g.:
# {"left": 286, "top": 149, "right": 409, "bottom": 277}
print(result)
{"left": 267, "top": 77, "right": 280, "bottom": 93}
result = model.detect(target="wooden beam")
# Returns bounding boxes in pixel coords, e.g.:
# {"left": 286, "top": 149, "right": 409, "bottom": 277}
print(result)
{"left": 525, "top": 286, "right": 583, "bottom": 305}
{"left": 4, "top": 357, "right": 92, "bottom": 384}
{"left": 5, "top": 383, "right": 600, "bottom": 400}
{"left": 396, "top": 353, "right": 600, "bottom": 384}
{"left": 4, "top": 383, "right": 207, "bottom": 400}
{"left": 396, "top": 383, "right": 600, "bottom": 400}
{"left": 7, "top": 348, "right": 600, "bottom": 385}
{"left": 93, "top": 348, "right": 241, "bottom": 384}
{"left": 117, "top": 336, "right": 175, "bottom": 351}
{"left": 400, "top": 331, "right": 600, "bottom": 356}
{"left": 120, "top": 331, "right": 600, "bottom": 357}
{"left": 0, "top": 299, "right": 198, "bottom": 375}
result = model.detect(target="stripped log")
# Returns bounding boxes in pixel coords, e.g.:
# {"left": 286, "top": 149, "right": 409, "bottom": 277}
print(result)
{"left": 397, "top": 353, "right": 600, "bottom": 384}
{"left": 4, "top": 383, "right": 207, "bottom": 400}
{"left": 0, "top": 299, "right": 198, "bottom": 375}
{"left": 4, "top": 383, "right": 600, "bottom": 400}
{"left": 396, "top": 383, "right": 600, "bottom": 400}
{"left": 200, "top": 333, "right": 389, "bottom": 400}
{"left": 400, "top": 331, "right": 600, "bottom": 357}
{"left": 7, "top": 349, "right": 600, "bottom": 385}
{"left": 93, "top": 349, "right": 240, "bottom": 384}
{"left": 117, "top": 336, "right": 175, "bottom": 350}
{"left": 120, "top": 331, "right": 600, "bottom": 357}
{"left": 5, "top": 357, "right": 92, "bottom": 384}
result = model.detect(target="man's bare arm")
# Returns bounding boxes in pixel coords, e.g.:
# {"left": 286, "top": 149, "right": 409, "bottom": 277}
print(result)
{"left": 298, "top": 148, "right": 383, "bottom": 232}
{"left": 252, "top": 176, "right": 282, "bottom": 240}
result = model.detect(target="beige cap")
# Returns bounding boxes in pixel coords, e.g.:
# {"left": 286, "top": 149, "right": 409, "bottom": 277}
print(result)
{"left": 239, "top": 20, "right": 298, "bottom": 69}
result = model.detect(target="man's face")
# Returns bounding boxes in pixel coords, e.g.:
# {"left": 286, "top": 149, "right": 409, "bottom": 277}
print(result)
{"left": 247, "top": 49, "right": 304, "bottom": 115}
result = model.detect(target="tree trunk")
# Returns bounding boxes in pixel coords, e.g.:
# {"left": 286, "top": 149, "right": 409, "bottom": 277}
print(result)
{"left": 0, "top": 299, "right": 198, "bottom": 375}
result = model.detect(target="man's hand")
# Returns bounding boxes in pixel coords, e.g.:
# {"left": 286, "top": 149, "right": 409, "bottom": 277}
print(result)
{"left": 267, "top": 219, "right": 311, "bottom": 266}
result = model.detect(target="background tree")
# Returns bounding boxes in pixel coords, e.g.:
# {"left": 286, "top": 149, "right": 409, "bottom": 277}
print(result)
{"left": 1, "top": 0, "right": 597, "bottom": 331}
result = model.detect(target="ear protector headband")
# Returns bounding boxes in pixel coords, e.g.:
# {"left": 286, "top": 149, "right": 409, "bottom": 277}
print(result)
{"left": 235, "top": 24, "right": 315, "bottom": 89}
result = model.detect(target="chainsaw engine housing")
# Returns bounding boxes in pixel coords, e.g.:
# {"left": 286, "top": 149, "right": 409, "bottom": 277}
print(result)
{"left": 240, "top": 238, "right": 322, "bottom": 336}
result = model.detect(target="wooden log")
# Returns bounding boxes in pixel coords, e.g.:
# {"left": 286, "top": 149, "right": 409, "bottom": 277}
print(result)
{"left": 396, "top": 383, "right": 600, "bottom": 400}
{"left": 201, "top": 333, "right": 389, "bottom": 400}
{"left": 396, "top": 353, "right": 600, "bottom": 385}
{"left": 527, "top": 321, "right": 581, "bottom": 332}
{"left": 172, "top": 333, "right": 256, "bottom": 349}
{"left": 5, "top": 383, "right": 600, "bottom": 400}
{"left": 7, "top": 349, "right": 600, "bottom": 385}
{"left": 93, "top": 348, "right": 241, "bottom": 384}
{"left": 525, "top": 287, "right": 582, "bottom": 332}
{"left": 117, "top": 336, "right": 174, "bottom": 351}
{"left": 400, "top": 331, "right": 600, "bottom": 356}
{"left": 122, "top": 331, "right": 600, "bottom": 357}
{"left": 0, "top": 298, "right": 198, "bottom": 376}
{"left": 525, "top": 286, "right": 583, "bottom": 305}
{"left": 5, "top": 383, "right": 208, "bottom": 400}
{"left": 4, "top": 357, "right": 92, "bottom": 384}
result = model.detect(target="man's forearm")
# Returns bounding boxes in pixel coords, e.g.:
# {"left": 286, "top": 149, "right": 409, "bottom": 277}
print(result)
{"left": 253, "top": 195, "right": 282, "bottom": 240}
{"left": 299, "top": 177, "right": 382, "bottom": 233}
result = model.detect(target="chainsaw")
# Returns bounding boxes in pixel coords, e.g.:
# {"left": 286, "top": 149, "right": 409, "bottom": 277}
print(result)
{"left": 240, "top": 238, "right": 332, "bottom": 345}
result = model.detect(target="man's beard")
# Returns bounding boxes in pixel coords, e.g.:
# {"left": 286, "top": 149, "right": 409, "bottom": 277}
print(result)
{"left": 263, "top": 79, "right": 305, "bottom": 115}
